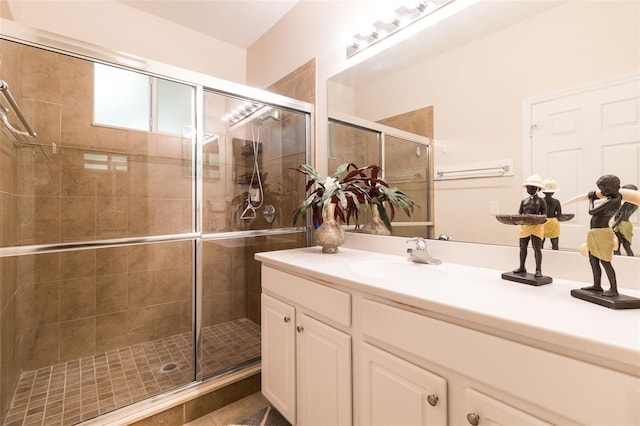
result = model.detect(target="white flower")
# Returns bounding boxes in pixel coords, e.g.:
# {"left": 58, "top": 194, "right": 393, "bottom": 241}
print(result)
{"left": 323, "top": 176, "right": 339, "bottom": 192}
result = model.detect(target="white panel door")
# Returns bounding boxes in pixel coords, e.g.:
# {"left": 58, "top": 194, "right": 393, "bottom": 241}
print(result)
{"left": 530, "top": 76, "right": 640, "bottom": 251}
{"left": 261, "top": 293, "right": 296, "bottom": 424}
{"left": 297, "top": 313, "right": 351, "bottom": 426}
{"left": 358, "top": 343, "right": 447, "bottom": 426}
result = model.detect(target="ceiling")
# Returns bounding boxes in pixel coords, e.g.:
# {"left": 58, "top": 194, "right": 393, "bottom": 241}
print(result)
{"left": 116, "top": 0, "right": 300, "bottom": 48}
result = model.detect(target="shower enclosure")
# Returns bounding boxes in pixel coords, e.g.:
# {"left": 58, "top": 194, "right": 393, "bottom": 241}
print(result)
{"left": 0, "top": 29, "right": 311, "bottom": 425}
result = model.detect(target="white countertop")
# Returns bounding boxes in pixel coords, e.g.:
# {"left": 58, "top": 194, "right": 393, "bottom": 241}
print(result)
{"left": 256, "top": 246, "right": 640, "bottom": 377}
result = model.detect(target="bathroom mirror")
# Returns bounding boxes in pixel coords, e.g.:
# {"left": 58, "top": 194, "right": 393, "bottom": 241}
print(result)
{"left": 328, "top": 0, "right": 640, "bottom": 255}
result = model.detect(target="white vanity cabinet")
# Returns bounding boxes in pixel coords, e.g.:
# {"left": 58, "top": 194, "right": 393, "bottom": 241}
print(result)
{"left": 257, "top": 247, "right": 640, "bottom": 426}
{"left": 360, "top": 298, "right": 638, "bottom": 426}
{"left": 261, "top": 266, "right": 352, "bottom": 426}
{"left": 358, "top": 342, "right": 448, "bottom": 425}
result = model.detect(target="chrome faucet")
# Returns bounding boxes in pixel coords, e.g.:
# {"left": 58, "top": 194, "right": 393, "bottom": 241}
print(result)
{"left": 406, "top": 237, "right": 442, "bottom": 265}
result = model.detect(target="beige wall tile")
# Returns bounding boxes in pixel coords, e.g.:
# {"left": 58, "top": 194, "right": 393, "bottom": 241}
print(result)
{"left": 61, "top": 196, "right": 96, "bottom": 240}
{"left": 20, "top": 280, "right": 59, "bottom": 328}
{"left": 18, "top": 46, "right": 61, "bottom": 104}
{"left": 59, "top": 318, "right": 95, "bottom": 362}
{"left": 18, "top": 195, "right": 60, "bottom": 244}
{"left": 96, "top": 246, "right": 128, "bottom": 276}
{"left": 127, "top": 270, "right": 153, "bottom": 309}
{"left": 95, "top": 312, "right": 127, "bottom": 353}
{"left": 17, "top": 147, "right": 61, "bottom": 197}
{"left": 126, "top": 306, "right": 155, "bottom": 345}
{"left": 154, "top": 302, "right": 184, "bottom": 338}
{"left": 60, "top": 276, "right": 96, "bottom": 321}
{"left": 0, "top": 257, "right": 17, "bottom": 311}
{"left": 21, "top": 324, "right": 59, "bottom": 370}
{"left": 96, "top": 272, "right": 127, "bottom": 315}
{"left": 60, "top": 150, "right": 96, "bottom": 197}
{"left": 60, "top": 249, "right": 95, "bottom": 280}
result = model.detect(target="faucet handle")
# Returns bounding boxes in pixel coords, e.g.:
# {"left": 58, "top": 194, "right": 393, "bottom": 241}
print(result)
{"left": 407, "top": 237, "right": 426, "bottom": 250}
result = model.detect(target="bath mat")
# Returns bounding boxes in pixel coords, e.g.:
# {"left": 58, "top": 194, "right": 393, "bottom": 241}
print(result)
{"left": 228, "top": 405, "right": 291, "bottom": 426}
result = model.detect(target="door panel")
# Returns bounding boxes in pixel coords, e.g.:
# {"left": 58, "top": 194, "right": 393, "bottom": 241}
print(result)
{"left": 530, "top": 77, "right": 640, "bottom": 251}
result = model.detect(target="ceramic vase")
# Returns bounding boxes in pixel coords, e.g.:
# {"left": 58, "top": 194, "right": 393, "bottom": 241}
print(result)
{"left": 362, "top": 204, "right": 391, "bottom": 236}
{"left": 314, "top": 203, "right": 346, "bottom": 253}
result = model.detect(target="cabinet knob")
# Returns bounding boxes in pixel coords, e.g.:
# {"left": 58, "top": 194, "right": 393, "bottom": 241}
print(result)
{"left": 426, "top": 394, "right": 438, "bottom": 406}
{"left": 466, "top": 412, "right": 480, "bottom": 426}
{"left": 283, "top": 316, "right": 290, "bottom": 323}
{"left": 296, "top": 325, "right": 304, "bottom": 333}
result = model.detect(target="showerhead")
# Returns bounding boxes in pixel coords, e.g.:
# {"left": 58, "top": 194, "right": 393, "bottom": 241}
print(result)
{"left": 257, "top": 108, "right": 281, "bottom": 122}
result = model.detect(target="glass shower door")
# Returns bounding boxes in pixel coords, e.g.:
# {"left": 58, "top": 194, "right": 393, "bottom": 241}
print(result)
{"left": 198, "top": 90, "right": 308, "bottom": 379}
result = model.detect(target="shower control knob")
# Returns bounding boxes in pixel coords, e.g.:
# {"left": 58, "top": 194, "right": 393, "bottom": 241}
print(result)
{"left": 426, "top": 394, "right": 438, "bottom": 406}
{"left": 466, "top": 412, "right": 480, "bottom": 426}
{"left": 283, "top": 316, "right": 290, "bottom": 323}
{"left": 296, "top": 325, "right": 304, "bottom": 333}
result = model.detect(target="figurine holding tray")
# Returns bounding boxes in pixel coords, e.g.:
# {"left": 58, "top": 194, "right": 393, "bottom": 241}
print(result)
{"left": 496, "top": 175, "right": 552, "bottom": 285}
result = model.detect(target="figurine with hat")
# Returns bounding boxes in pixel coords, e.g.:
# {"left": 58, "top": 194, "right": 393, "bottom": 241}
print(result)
{"left": 496, "top": 175, "right": 552, "bottom": 285}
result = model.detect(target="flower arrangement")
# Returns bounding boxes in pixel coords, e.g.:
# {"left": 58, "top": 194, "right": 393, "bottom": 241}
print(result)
{"left": 292, "top": 162, "right": 369, "bottom": 228}
{"left": 361, "top": 164, "right": 415, "bottom": 232}
{"left": 293, "top": 163, "right": 415, "bottom": 232}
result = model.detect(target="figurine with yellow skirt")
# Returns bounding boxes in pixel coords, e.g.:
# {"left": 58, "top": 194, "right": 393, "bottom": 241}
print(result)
{"left": 542, "top": 178, "right": 562, "bottom": 250}
{"left": 496, "top": 175, "right": 552, "bottom": 285}
{"left": 564, "top": 175, "right": 640, "bottom": 309}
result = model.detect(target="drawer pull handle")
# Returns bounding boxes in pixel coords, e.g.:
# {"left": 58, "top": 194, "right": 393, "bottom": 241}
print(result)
{"left": 296, "top": 325, "right": 304, "bottom": 333}
{"left": 426, "top": 394, "right": 438, "bottom": 406}
{"left": 283, "top": 316, "right": 290, "bottom": 323}
{"left": 467, "top": 412, "right": 480, "bottom": 426}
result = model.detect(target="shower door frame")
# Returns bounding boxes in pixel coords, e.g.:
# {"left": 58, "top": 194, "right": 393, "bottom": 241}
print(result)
{"left": 0, "top": 17, "right": 313, "bottom": 415}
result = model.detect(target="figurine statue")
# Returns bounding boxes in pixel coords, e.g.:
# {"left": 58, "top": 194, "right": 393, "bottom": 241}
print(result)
{"left": 542, "top": 178, "right": 562, "bottom": 250}
{"left": 581, "top": 175, "right": 622, "bottom": 296}
{"left": 564, "top": 177, "right": 640, "bottom": 307}
{"left": 612, "top": 184, "right": 638, "bottom": 256}
{"left": 513, "top": 175, "right": 547, "bottom": 278}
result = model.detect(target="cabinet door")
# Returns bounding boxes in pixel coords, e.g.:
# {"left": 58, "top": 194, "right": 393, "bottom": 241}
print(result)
{"left": 261, "top": 293, "right": 296, "bottom": 424}
{"left": 297, "top": 313, "right": 351, "bottom": 426}
{"left": 359, "top": 343, "right": 447, "bottom": 426}
{"left": 464, "top": 388, "right": 553, "bottom": 426}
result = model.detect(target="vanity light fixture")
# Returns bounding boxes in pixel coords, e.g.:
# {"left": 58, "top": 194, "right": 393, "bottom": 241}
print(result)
{"left": 346, "top": 0, "right": 453, "bottom": 58}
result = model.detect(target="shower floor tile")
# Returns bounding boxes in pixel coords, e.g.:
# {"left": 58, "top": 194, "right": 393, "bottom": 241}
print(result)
{"left": 5, "top": 319, "right": 261, "bottom": 426}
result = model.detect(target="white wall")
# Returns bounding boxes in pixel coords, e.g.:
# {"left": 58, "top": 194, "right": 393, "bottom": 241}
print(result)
{"left": 4, "top": 0, "right": 246, "bottom": 83}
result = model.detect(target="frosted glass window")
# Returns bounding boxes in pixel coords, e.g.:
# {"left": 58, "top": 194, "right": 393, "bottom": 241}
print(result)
{"left": 158, "top": 79, "right": 194, "bottom": 135}
{"left": 94, "top": 63, "right": 150, "bottom": 131}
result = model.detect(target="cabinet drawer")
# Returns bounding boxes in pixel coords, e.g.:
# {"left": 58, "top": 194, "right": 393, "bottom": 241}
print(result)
{"left": 262, "top": 266, "right": 351, "bottom": 327}
{"left": 464, "top": 388, "right": 552, "bottom": 426}
{"left": 361, "top": 298, "right": 640, "bottom": 425}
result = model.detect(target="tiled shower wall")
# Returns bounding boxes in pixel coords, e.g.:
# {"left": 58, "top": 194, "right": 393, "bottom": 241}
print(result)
{"left": 1, "top": 37, "right": 24, "bottom": 424}
{"left": 0, "top": 39, "right": 197, "bottom": 422}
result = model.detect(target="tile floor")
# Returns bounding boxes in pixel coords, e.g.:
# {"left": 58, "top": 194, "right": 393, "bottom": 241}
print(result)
{"left": 4, "top": 319, "right": 261, "bottom": 426}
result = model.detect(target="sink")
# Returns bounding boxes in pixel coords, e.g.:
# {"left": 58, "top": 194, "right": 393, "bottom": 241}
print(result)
{"left": 348, "top": 259, "right": 447, "bottom": 282}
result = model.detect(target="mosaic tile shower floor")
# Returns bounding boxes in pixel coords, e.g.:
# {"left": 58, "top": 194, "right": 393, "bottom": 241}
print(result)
{"left": 4, "top": 319, "right": 261, "bottom": 426}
